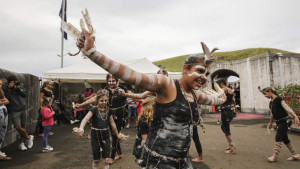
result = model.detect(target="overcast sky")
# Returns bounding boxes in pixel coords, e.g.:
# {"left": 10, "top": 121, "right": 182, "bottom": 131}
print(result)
{"left": 0, "top": 0, "right": 299, "bottom": 77}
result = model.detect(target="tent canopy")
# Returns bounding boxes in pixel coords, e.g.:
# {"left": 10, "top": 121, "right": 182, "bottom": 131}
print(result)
{"left": 43, "top": 57, "right": 181, "bottom": 83}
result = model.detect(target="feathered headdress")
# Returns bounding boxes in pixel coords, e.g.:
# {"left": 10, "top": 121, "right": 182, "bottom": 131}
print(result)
{"left": 201, "top": 42, "right": 219, "bottom": 66}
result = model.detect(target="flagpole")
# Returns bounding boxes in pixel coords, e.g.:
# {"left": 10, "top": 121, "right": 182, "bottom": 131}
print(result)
{"left": 60, "top": 0, "right": 65, "bottom": 68}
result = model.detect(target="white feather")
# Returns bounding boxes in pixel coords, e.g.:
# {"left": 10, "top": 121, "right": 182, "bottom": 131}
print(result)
{"left": 61, "top": 21, "right": 80, "bottom": 40}
{"left": 80, "top": 18, "right": 85, "bottom": 30}
{"left": 81, "top": 9, "right": 93, "bottom": 33}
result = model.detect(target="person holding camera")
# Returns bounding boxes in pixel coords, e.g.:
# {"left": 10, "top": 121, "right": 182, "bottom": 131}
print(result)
{"left": 3, "top": 75, "right": 34, "bottom": 151}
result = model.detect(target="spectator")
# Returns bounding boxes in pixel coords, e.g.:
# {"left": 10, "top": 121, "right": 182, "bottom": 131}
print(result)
{"left": 38, "top": 81, "right": 54, "bottom": 136}
{"left": 126, "top": 90, "right": 138, "bottom": 129}
{"left": 73, "top": 95, "right": 84, "bottom": 122}
{"left": 0, "top": 80, "right": 11, "bottom": 160}
{"left": 40, "top": 98, "right": 55, "bottom": 153}
{"left": 3, "top": 75, "right": 33, "bottom": 151}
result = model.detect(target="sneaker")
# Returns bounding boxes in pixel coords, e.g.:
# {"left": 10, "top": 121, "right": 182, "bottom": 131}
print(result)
{"left": 0, "top": 151, "right": 6, "bottom": 156}
{"left": 74, "top": 119, "right": 80, "bottom": 123}
{"left": 49, "top": 132, "right": 54, "bottom": 135}
{"left": 18, "top": 143, "right": 27, "bottom": 151}
{"left": 39, "top": 133, "right": 44, "bottom": 137}
{"left": 70, "top": 120, "right": 75, "bottom": 124}
{"left": 126, "top": 124, "right": 130, "bottom": 129}
{"left": 27, "top": 135, "right": 34, "bottom": 149}
{"left": 42, "top": 146, "right": 54, "bottom": 153}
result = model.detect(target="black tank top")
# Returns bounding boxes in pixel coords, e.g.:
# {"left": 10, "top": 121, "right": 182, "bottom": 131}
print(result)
{"left": 145, "top": 80, "right": 198, "bottom": 158}
{"left": 90, "top": 107, "right": 112, "bottom": 129}
{"left": 269, "top": 97, "right": 288, "bottom": 120}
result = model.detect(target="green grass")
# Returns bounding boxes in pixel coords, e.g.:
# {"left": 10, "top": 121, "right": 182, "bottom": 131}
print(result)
{"left": 153, "top": 48, "right": 296, "bottom": 72}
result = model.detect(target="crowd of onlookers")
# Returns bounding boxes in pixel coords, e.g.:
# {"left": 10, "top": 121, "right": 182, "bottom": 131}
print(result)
{"left": 0, "top": 74, "right": 143, "bottom": 161}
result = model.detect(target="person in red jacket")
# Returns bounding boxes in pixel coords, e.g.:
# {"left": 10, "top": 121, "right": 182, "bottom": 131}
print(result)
{"left": 40, "top": 97, "right": 55, "bottom": 153}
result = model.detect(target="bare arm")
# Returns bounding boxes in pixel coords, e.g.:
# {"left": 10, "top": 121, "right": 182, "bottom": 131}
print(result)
{"left": 195, "top": 90, "right": 226, "bottom": 105}
{"left": 76, "top": 96, "right": 97, "bottom": 108}
{"left": 109, "top": 116, "right": 122, "bottom": 139}
{"left": 40, "top": 92, "right": 44, "bottom": 108}
{"left": 268, "top": 114, "right": 274, "bottom": 129}
{"left": 79, "top": 111, "right": 93, "bottom": 130}
{"left": 281, "top": 100, "right": 299, "bottom": 124}
{"left": 77, "top": 111, "right": 93, "bottom": 136}
{"left": 123, "top": 91, "right": 154, "bottom": 100}
{"left": 77, "top": 30, "right": 175, "bottom": 102}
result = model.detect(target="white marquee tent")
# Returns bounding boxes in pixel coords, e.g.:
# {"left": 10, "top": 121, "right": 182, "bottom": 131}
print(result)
{"left": 42, "top": 57, "right": 181, "bottom": 83}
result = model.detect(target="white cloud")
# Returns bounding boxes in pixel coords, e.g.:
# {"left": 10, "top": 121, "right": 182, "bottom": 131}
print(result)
{"left": 0, "top": 0, "right": 299, "bottom": 77}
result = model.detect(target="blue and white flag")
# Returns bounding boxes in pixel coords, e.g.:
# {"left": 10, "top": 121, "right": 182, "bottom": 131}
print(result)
{"left": 59, "top": 0, "right": 67, "bottom": 40}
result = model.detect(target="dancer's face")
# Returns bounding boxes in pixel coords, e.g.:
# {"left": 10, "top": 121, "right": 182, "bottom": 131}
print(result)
{"left": 107, "top": 77, "right": 117, "bottom": 89}
{"left": 263, "top": 90, "right": 272, "bottom": 99}
{"left": 98, "top": 95, "right": 108, "bottom": 108}
{"left": 184, "top": 62, "right": 209, "bottom": 90}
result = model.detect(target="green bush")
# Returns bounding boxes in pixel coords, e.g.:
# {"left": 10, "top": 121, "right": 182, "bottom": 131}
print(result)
{"left": 274, "top": 84, "right": 300, "bottom": 115}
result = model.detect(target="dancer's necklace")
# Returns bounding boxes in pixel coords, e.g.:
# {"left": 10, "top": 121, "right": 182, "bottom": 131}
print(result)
{"left": 98, "top": 107, "right": 108, "bottom": 121}
{"left": 178, "top": 80, "right": 200, "bottom": 126}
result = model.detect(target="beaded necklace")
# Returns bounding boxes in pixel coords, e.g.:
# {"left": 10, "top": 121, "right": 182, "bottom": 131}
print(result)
{"left": 97, "top": 107, "right": 108, "bottom": 121}
{"left": 178, "top": 80, "right": 201, "bottom": 126}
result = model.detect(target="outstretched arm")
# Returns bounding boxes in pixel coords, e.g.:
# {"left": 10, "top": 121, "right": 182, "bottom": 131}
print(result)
{"left": 76, "top": 96, "right": 97, "bottom": 108}
{"left": 76, "top": 29, "right": 174, "bottom": 96}
{"left": 195, "top": 90, "right": 226, "bottom": 105}
{"left": 122, "top": 91, "right": 154, "bottom": 99}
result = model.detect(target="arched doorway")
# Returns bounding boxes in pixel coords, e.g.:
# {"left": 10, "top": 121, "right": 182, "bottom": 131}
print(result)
{"left": 210, "top": 69, "right": 241, "bottom": 111}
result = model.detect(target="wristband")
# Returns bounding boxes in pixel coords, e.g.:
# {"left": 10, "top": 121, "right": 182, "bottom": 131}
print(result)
{"left": 83, "top": 47, "right": 96, "bottom": 56}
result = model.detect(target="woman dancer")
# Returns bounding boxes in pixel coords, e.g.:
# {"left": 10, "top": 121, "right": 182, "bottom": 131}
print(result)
{"left": 77, "top": 89, "right": 123, "bottom": 169}
{"left": 216, "top": 78, "right": 236, "bottom": 154}
{"left": 259, "top": 87, "right": 300, "bottom": 162}
{"left": 76, "top": 29, "right": 225, "bottom": 168}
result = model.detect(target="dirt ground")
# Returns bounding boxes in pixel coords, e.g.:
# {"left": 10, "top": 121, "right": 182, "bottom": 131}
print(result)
{"left": 1, "top": 117, "right": 300, "bottom": 169}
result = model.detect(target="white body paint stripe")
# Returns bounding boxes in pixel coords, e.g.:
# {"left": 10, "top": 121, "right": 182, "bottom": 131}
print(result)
{"left": 110, "top": 62, "right": 120, "bottom": 74}
{"left": 157, "top": 75, "right": 162, "bottom": 85}
{"left": 134, "top": 72, "right": 142, "bottom": 86}
{"left": 102, "top": 58, "right": 109, "bottom": 69}
{"left": 122, "top": 67, "right": 132, "bottom": 81}
{"left": 188, "top": 72, "right": 203, "bottom": 77}
{"left": 147, "top": 74, "right": 156, "bottom": 86}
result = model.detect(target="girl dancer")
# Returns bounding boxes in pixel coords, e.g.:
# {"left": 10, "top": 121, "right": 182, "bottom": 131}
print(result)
{"left": 40, "top": 98, "right": 55, "bottom": 152}
{"left": 76, "top": 29, "right": 226, "bottom": 168}
{"left": 259, "top": 87, "right": 300, "bottom": 162}
{"left": 76, "top": 75, "right": 127, "bottom": 164}
{"left": 133, "top": 96, "right": 156, "bottom": 162}
{"left": 77, "top": 89, "right": 123, "bottom": 169}
{"left": 216, "top": 78, "right": 236, "bottom": 154}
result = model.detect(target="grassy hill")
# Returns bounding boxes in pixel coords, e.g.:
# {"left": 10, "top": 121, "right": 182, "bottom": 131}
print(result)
{"left": 153, "top": 48, "right": 296, "bottom": 72}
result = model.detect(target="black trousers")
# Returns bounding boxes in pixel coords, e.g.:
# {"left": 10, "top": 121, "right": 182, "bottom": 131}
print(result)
{"left": 275, "top": 121, "right": 292, "bottom": 144}
{"left": 91, "top": 130, "right": 110, "bottom": 160}
{"left": 192, "top": 126, "right": 202, "bottom": 154}
{"left": 221, "top": 108, "right": 233, "bottom": 136}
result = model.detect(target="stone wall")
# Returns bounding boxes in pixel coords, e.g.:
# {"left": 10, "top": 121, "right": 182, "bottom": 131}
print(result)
{"left": 210, "top": 53, "right": 300, "bottom": 114}
{"left": 0, "top": 68, "right": 40, "bottom": 148}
